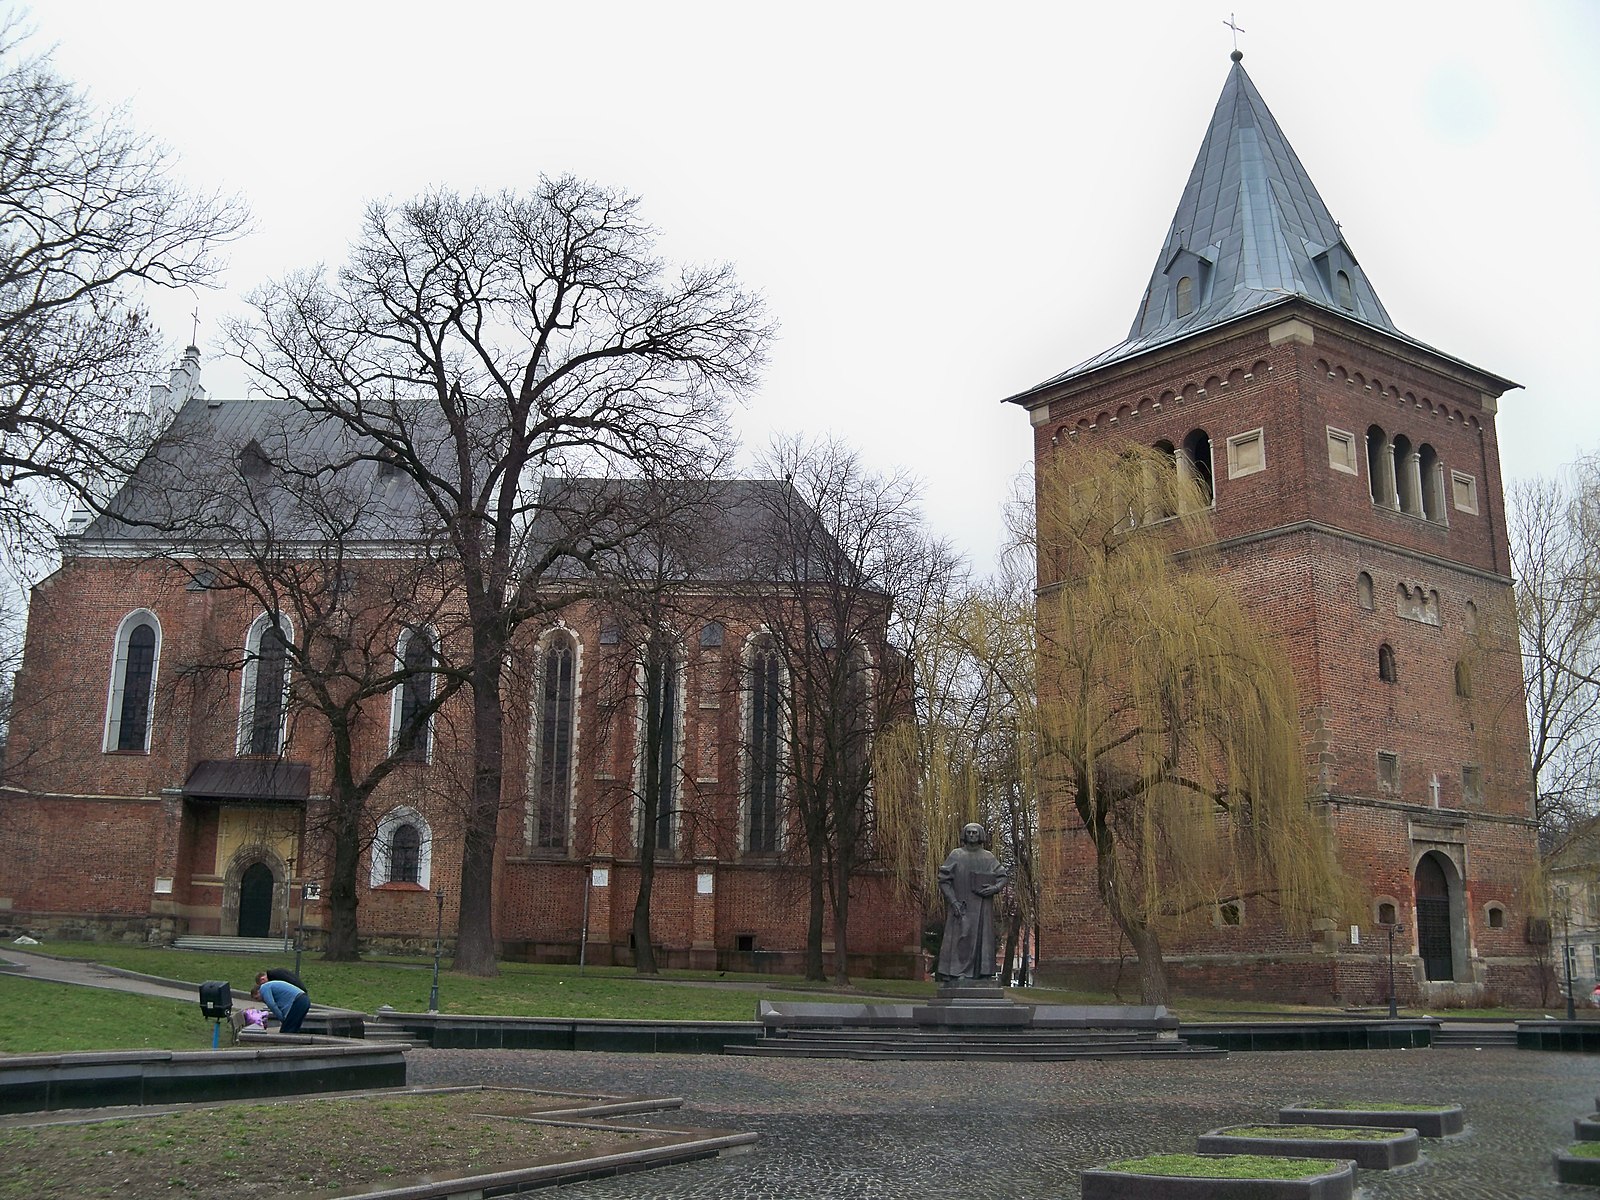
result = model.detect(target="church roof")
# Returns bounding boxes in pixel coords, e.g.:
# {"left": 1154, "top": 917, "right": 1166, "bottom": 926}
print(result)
{"left": 1008, "top": 53, "right": 1485, "bottom": 401}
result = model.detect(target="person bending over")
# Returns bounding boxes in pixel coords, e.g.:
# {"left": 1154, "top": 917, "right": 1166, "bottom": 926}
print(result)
{"left": 250, "top": 975, "right": 310, "bottom": 1034}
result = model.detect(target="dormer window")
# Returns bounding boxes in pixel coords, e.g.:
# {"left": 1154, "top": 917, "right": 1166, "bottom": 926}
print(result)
{"left": 240, "top": 439, "right": 270, "bottom": 478}
{"left": 1175, "top": 275, "right": 1195, "bottom": 318}
{"left": 1335, "top": 270, "right": 1354, "bottom": 309}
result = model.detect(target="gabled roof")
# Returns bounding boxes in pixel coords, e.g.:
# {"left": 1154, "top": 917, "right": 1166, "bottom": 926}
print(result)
{"left": 1005, "top": 53, "right": 1502, "bottom": 402}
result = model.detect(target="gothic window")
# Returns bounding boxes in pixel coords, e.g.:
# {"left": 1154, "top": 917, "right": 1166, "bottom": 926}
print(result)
{"left": 391, "top": 627, "right": 436, "bottom": 761}
{"left": 745, "top": 634, "right": 782, "bottom": 854}
{"left": 638, "top": 632, "right": 680, "bottom": 852}
{"left": 1175, "top": 275, "right": 1195, "bottom": 317}
{"left": 531, "top": 631, "right": 577, "bottom": 852}
{"left": 369, "top": 806, "right": 432, "bottom": 888}
{"left": 105, "top": 610, "right": 161, "bottom": 753}
{"left": 239, "top": 614, "right": 291, "bottom": 756}
{"left": 1378, "top": 643, "right": 1397, "bottom": 683}
{"left": 1181, "top": 428, "right": 1213, "bottom": 507}
{"left": 1356, "top": 571, "right": 1374, "bottom": 611}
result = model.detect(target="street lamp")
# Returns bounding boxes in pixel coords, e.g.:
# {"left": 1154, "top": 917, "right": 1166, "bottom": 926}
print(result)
{"left": 294, "top": 881, "right": 320, "bottom": 978}
{"left": 1386, "top": 922, "right": 1406, "bottom": 1019}
{"left": 428, "top": 888, "right": 446, "bottom": 1014}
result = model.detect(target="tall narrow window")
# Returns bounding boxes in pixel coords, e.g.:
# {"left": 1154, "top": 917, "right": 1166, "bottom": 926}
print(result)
{"left": 1335, "top": 270, "right": 1354, "bottom": 309}
{"left": 105, "top": 611, "right": 161, "bottom": 753}
{"left": 1181, "top": 428, "right": 1213, "bottom": 507}
{"left": 1366, "top": 425, "right": 1393, "bottom": 507}
{"left": 388, "top": 823, "right": 421, "bottom": 884}
{"left": 639, "top": 633, "right": 680, "bottom": 852}
{"left": 533, "top": 632, "right": 576, "bottom": 851}
{"left": 240, "top": 614, "right": 291, "bottom": 756}
{"left": 1378, "top": 643, "right": 1397, "bottom": 683}
{"left": 1175, "top": 275, "right": 1195, "bottom": 317}
{"left": 370, "top": 806, "right": 432, "bottom": 888}
{"left": 1419, "top": 443, "right": 1443, "bottom": 521}
{"left": 746, "top": 636, "right": 782, "bottom": 853}
{"left": 392, "top": 628, "right": 435, "bottom": 761}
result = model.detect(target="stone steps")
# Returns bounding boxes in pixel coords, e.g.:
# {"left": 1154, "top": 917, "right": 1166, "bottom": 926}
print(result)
{"left": 363, "top": 1019, "right": 431, "bottom": 1049}
{"left": 1433, "top": 1026, "right": 1518, "bottom": 1048}
{"left": 172, "top": 935, "right": 293, "bottom": 955}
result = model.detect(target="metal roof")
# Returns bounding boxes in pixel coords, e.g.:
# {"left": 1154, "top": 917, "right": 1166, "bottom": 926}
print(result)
{"left": 1008, "top": 54, "right": 1482, "bottom": 401}
{"left": 183, "top": 758, "right": 310, "bottom": 801}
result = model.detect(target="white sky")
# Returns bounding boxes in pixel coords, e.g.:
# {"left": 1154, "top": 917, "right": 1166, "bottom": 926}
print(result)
{"left": 21, "top": 0, "right": 1600, "bottom": 573}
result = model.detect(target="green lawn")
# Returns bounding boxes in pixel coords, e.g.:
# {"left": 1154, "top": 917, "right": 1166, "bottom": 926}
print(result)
{"left": 0, "top": 975, "right": 213, "bottom": 1053}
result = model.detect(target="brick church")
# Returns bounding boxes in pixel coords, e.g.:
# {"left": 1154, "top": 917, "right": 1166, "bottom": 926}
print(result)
{"left": 0, "top": 371, "right": 920, "bottom": 975}
{"left": 1008, "top": 52, "right": 1540, "bottom": 1004}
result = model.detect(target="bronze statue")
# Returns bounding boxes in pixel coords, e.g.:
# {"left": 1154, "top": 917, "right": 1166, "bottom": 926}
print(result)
{"left": 935, "top": 822, "right": 1008, "bottom": 981}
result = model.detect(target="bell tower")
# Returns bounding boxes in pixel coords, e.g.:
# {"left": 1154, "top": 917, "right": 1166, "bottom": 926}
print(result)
{"left": 1009, "top": 53, "right": 1539, "bottom": 1005}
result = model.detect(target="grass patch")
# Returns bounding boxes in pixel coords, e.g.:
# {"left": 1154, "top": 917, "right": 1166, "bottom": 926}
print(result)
{"left": 1103, "top": 1154, "right": 1333, "bottom": 1179}
{"left": 1229, "top": 1125, "right": 1400, "bottom": 1140}
{"left": 0, "top": 1088, "right": 639, "bottom": 1198}
{"left": 0, "top": 975, "right": 212, "bottom": 1054}
{"left": 1300, "top": 1101, "right": 1454, "bottom": 1112}
{"left": 1569, "top": 1142, "right": 1600, "bottom": 1159}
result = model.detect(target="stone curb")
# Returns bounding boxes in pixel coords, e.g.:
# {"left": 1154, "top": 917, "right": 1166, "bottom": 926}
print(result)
{"left": 1079, "top": 1157, "right": 1355, "bottom": 1200}
{"left": 1197, "top": 1125, "right": 1419, "bottom": 1169}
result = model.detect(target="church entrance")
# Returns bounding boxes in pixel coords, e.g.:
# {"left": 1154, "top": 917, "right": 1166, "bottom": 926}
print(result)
{"left": 1415, "top": 853, "right": 1454, "bottom": 981}
{"left": 238, "top": 863, "right": 275, "bottom": 937}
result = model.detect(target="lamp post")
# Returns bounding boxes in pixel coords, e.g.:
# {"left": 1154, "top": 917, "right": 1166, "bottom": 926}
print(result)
{"left": 1563, "top": 890, "right": 1577, "bottom": 1022}
{"left": 294, "top": 881, "right": 319, "bottom": 978}
{"left": 1386, "top": 922, "right": 1405, "bottom": 1019}
{"left": 428, "top": 888, "right": 445, "bottom": 1014}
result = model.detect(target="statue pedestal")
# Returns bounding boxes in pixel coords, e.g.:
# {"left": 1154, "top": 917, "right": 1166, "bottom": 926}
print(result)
{"left": 912, "top": 982, "right": 1034, "bottom": 1028}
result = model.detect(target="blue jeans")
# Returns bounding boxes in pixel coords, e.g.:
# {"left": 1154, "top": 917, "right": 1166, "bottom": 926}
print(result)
{"left": 280, "top": 992, "right": 311, "bottom": 1033}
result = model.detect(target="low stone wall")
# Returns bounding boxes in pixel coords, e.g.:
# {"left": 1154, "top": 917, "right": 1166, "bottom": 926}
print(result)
{"left": 0, "top": 1042, "right": 406, "bottom": 1114}
{"left": 380, "top": 1012, "right": 762, "bottom": 1054}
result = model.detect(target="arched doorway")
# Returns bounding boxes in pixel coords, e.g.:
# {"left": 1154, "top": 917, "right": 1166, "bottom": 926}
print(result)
{"left": 1415, "top": 853, "right": 1454, "bottom": 981}
{"left": 238, "top": 862, "right": 275, "bottom": 937}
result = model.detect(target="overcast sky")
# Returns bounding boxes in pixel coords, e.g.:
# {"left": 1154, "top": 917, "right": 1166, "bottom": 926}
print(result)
{"left": 21, "top": 0, "right": 1600, "bottom": 573}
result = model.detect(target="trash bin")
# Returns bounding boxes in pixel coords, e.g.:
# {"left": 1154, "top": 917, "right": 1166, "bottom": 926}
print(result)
{"left": 199, "top": 980, "right": 232, "bottom": 1019}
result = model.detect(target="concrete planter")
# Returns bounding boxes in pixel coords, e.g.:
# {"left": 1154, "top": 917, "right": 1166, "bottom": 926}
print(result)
{"left": 1575, "top": 1115, "right": 1600, "bottom": 1141}
{"left": 1080, "top": 1156, "right": 1355, "bottom": 1200}
{"left": 1197, "top": 1125, "right": 1418, "bottom": 1170}
{"left": 1279, "top": 1102, "right": 1463, "bottom": 1137}
{"left": 1555, "top": 1149, "right": 1600, "bottom": 1186}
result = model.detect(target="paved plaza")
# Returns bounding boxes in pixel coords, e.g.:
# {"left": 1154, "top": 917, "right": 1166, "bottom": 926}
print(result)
{"left": 412, "top": 1046, "right": 1598, "bottom": 1198}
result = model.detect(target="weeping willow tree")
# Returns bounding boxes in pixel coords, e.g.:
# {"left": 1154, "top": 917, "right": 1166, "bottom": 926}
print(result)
{"left": 1033, "top": 441, "right": 1351, "bottom": 1003}
{"left": 876, "top": 557, "right": 1043, "bottom": 981}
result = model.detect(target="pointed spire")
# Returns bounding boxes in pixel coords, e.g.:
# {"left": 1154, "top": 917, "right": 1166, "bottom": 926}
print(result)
{"left": 1127, "top": 56, "right": 1396, "bottom": 345}
{"left": 1011, "top": 57, "right": 1409, "bottom": 399}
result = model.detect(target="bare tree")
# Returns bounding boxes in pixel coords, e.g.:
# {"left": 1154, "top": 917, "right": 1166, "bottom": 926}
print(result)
{"left": 1510, "top": 463, "right": 1600, "bottom": 840}
{"left": 742, "top": 436, "right": 961, "bottom": 983}
{"left": 0, "top": 21, "right": 243, "bottom": 554}
{"left": 233, "top": 181, "right": 770, "bottom": 974}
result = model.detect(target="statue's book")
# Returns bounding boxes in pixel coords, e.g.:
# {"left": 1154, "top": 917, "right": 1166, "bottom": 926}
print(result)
{"left": 971, "top": 872, "right": 1002, "bottom": 890}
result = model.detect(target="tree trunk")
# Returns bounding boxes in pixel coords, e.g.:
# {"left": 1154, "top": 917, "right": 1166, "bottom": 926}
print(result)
{"left": 453, "top": 635, "right": 505, "bottom": 977}
{"left": 805, "top": 842, "right": 827, "bottom": 981}
{"left": 1002, "top": 911, "right": 1021, "bottom": 988}
{"left": 1091, "top": 818, "right": 1170, "bottom": 1004}
{"left": 323, "top": 783, "right": 363, "bottom": 962}
{"left": 830, "top": 851, "right": 851, "bottom": 986}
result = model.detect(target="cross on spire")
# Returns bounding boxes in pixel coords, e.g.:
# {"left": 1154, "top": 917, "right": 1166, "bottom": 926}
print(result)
{"left": 189, "top": 307, "right": 201, "bottom": 347}
{"left": 1224, "top": 12, "right": 1245, "bottom": 53}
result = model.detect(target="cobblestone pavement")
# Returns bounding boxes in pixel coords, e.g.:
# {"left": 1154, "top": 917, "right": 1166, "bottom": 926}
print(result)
{"left": 410, "top": 1047, "right": 1600, "bottom": 1198}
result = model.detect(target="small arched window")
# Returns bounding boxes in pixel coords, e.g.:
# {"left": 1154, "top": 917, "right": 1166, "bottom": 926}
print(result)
{"left": 1181, "top": 429, "right": 1213, "bottom": 507}
{"left": 1419, "top": 443, "right": 1443, "bottom": 521}
{"left": 1356, "top": 572, "right": 1374, "bottom": 611}
{"left": 1454, "top": 660, "right": 1473, "bottom": 698}
{"left": 1366, "top": 425, "right": 1392, "bottom": 506}
{"left": 1378, "top": 643, "right": 1397, "bottom": 683}
{"left": 370, "top": 806, "right": 432, "bottom": 888}
{"left": 1464, "top": 601, "right": 1478, "bottom": 633}
{"left": 388, "top": 824, "right": 421, "bottom": 884}
{"left": 1377, "top": 901, "right": 1397, "bottom": 925}
{"left": 1175, "top": 275, "right": 1195, "bottom": 317}
{"left": 105, "top": 610, "right": 161, "bottom": 753}
{"left": 1486, "top": 904, "right": 1505, "bottom": 930}
{"left": 1336, "top": 270, "right": 1354, "bottom": 309}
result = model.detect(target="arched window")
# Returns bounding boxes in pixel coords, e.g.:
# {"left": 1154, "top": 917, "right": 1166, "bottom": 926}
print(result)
{"left": 370, "top": 806, "right": 432, "bottom": 888}
{"left": 1175, "top": 275, "right": 1195, "bottom": 317}
{"left": 1356, "top": 571, "right": 1374, "bottom": 611}
{"left": 1335, "top": 270, "right": 1354, "bottom": 309}
{"left": 1418, "top": 443, "right": 1443, "bottom": 521}
{"left": 1378, "top": 643, "right": 1397, "bottom": 683}
{"left": 104, "top": 610, "right": 161, "bottom": 753}
{"left": 1464, "top": 601, "right": 1478, "bottom": 633}
{"left": 1149, "top": 440, "right": 1178, "bottom": 521}
{"left": 530, "top": 630, "right": 577, "bottom": 852}
{"left": 1181, "top": 429, "right": 1213, "bottom": 507}
{"left": 1392, "top": 433, "right": 1420, "bottom": 515}
{"left": 390, "top": 627, "right": 436, "bottom": 762}
{"left": 1454, "top": 660, "right": 1473, "bottom": 698}
{"left": 745, "top": 634, "right": 783, "bottom": 854}
{"left": 638, "top": 631, "right": 681, "bottom": 852}
{"left": 1366, "top": 425, "right": 1392, "bottom": 506}
{"left": 239, "top": 613, "right": 292, "bottom": 756}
